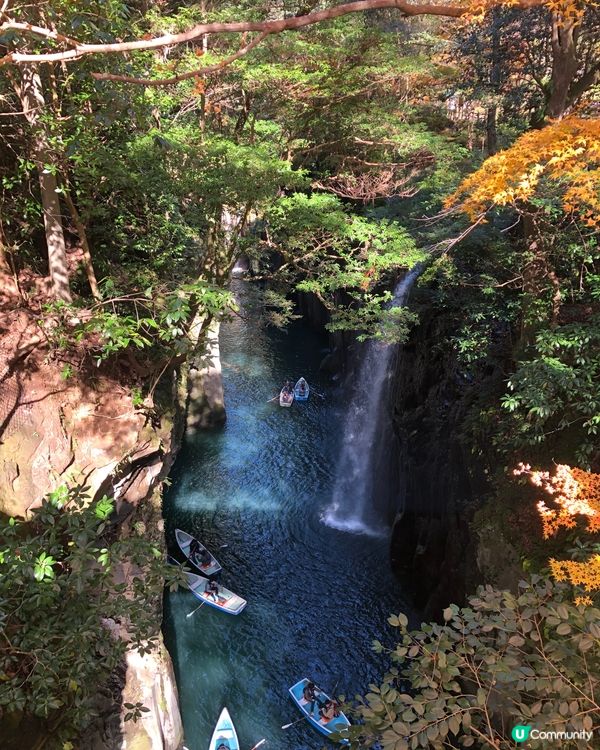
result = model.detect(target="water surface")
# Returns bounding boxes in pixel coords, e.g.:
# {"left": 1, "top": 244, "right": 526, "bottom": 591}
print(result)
{"left": 163, "top": 281, "right": 408, "bottom": 750}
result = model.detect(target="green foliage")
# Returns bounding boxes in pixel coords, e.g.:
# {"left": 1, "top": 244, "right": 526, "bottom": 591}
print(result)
{"left": 261, "top": 289, "right": 301, "bottom": 329}
{"left": 0, "top": 486, "right": 180, "bottom": 748}
{"left": 349, "top": 577, "right": 599, "bottom": 749}
{"left": 264, "top": 193, "right": 424, "bottom": 341}
{"left": 329, "top": 301, "right": 419, "bottom": 345}
{"left": 42, "top": 281, "right": 235, "bottom": 365}
{"left": 500, "top": 319, "right": 600, "bottom": 465}
{"left": 123, "top": 701, "right": 151, "bottom": 723}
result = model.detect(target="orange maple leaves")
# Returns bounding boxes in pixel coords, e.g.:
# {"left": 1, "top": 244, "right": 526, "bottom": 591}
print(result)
{"left": 464, "top": 0, "right": 590, "bottom": 24}
{"left": 448, "top": 117, "right": 600, "bottom": 227}
{"left": 514, "top": 463, "right": 600, "bottom": 538}
{"left": 551, "top": 557, "right": 600, "bottom": 594}
{"left": 515, "top": 463, "right": 600, "bottom": 598}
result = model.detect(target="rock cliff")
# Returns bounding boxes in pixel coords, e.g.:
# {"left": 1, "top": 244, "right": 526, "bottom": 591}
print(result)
{"left": 387, "top": 295, "right": 523, "bottom": 618}
{"left": 0, "top": 272, "right": 186, "bottom": 750}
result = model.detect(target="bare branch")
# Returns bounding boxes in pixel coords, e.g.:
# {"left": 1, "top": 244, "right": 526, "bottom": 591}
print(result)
{"left": 91, "top": 32, "right": 271, "bottom": 86}
{"left": 0, "top": 19, "right": 79, "bottom": 46}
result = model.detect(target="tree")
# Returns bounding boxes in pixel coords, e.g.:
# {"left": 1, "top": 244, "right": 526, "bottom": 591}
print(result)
{"left": 447, "top": 117, "right": 599, "bottom": 333}
{"left": 0, "top": 1, "right": 579, "bottom": 79}
{"left": 262, "top": 192, "right": 424, "bottom": 340}
{"left": 452, "top": 6, "right": 599, "bottom": 130}
{"left": 351, "top": 577, "right": 599, "bottom": 749}
{"left": 11, "top": 64, "right": 72, "bottom": 301}
{"left": 514, "top": 463, "right": 600, "bottom": 605}
{"left": 0, "top": 485, "right": 180, "bottom": 749}
{"left": 448, "top": 117, "right": 600, "bottom": 229}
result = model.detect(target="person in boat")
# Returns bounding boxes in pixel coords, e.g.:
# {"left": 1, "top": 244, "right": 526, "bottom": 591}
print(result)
{"left": 303, "top": 680, "right": 318, "bottom": 712}
{"left": 205, "top": 579, "right": 219, "bottom": 602}
{"left": 217, "top": 744, "right": 228, "bottom": 750}
{"left": 297, "top": 378, "right": 306, "bottom": 395}
{"left": 198, "top": 546, "right": 212, "bottom": 568}
{"left": 189, "top": 538, "right": 211, "bottom": 567}
{"left": 189, "top": 537, "right": 200, "bottom": 560}
{"left": 319, "top": 699, "right": 341, "bottom": 723}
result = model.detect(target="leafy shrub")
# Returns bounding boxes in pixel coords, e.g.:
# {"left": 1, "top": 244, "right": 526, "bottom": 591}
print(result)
{"left": 343, "top": 577, "right": 599, "bottom": 749}
{"left": 0, "top": 486, "right": 179, "bottom": 748}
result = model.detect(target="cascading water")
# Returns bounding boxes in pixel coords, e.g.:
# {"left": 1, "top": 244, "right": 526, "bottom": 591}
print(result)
{"left": 322, "top": 266, "right": 421, "bottom": 535}
{"left": 163, "top": 280, "right": 410, "bottom": 749}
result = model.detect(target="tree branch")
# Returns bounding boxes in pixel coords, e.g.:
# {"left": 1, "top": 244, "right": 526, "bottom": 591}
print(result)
{"left": 568, "top": 61, "right": 600, "bottom": 107}
{"left": 0, "top": 0, "right": 548, "bottom": 68}
{"left": 91, "top": 32, "right": 271, "bottom": 85}
{"left": 0, "top": 19, "right": 79, "bottom": 46}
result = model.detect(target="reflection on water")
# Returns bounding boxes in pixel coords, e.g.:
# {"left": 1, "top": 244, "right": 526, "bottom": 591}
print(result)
{"left": 163, "top": 281, "right": 409, "bottom": 750}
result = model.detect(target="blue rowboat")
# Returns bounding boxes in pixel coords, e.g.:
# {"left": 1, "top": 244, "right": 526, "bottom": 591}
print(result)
{"left": 175, "top": 528, "right": 222, "bottom": 576}
{"left": 209, "top": 707, "right": 239, "bottom": 750}
{"left": 293, "top": 377, "right": 310, "bottom": 401}
{"left": 289, "top": 678, "right": 350, "bottom": 744}
{"left": 184, "top": 571, "right": 247, "bottom": 615}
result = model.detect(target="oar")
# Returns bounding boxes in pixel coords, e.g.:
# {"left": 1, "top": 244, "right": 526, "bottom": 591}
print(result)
{"left": 282, "top": 677, "right": 342, "bottom": 730}
{"left": 248, "top": 740, "right": 267, "bottom": 750}
{"left": 266, "top": 394, "right": 279, "bottom": 403}
{"left": 312, "top": 390, "right": 326, "bottom": 399}
{"left": 329, "top": 677, "right": 341, "bottom": 696}
{"left": 282, "top": 715, "right": 307, "bottom": 730}
{"left": 219, "top": 543, "right": 229, "bottom": 549}
{"left": 186, "top": 600, "right": 205, "bottom": 618}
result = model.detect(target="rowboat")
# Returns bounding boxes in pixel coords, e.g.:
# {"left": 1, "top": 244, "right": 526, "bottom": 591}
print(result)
{"left": 279, "top": 388, "right": 294, "bottom": 407}
{"left": 293, "top": 377, "right": 309, "bottom": 401}
{"left": 184, "top": 570, "right": 247, "bottom": 615}
{"left": 175, "top": 528, "right": 222, "bottom": 576}
{"left": 289, "top": 678, "right": 350, "bottom": 744}
{"left": 209, "top": 707, "right": 240, "bottom": 750}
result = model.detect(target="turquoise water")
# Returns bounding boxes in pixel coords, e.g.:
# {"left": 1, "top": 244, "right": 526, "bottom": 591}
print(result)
{"left": 163, "top": 281, "right": 409, "bottom": 750}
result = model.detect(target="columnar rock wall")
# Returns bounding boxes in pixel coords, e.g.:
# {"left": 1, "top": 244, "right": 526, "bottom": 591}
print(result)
{"left": 387, "top": 302, "right": 522, "bottom": 619}
{"left": 186, "top": 319, "right": 226, "bottom": 432}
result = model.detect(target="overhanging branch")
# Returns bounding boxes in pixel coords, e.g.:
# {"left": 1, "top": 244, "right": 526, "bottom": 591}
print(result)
{"left": 0, "top": 0, "right": 549, "bottom": 69}
{"left": 91, "top": 32, "right": 271, "bottom": 86}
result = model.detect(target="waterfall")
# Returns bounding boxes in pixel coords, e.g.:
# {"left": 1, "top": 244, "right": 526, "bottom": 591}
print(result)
{"left": 322, "top": 266, "right": 421, "bottom": 535}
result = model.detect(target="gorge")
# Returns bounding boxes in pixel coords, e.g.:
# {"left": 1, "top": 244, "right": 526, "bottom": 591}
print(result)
{"left": 0, "top": 2, "right": 598, "bottom": 749}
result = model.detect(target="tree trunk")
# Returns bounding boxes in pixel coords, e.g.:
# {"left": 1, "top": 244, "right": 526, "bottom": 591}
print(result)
{"left": 62, "top": 185, "right": 101, "bottom": 300}
{"left": 0, "top": 221, "right": 9, "bottom": 273}
{"left": 546, "top": 13, "right": 578, "bottom": 119}
{"left": 486, "top": 13, "right": 500, "bottom": 156}
{"left": 485, "top": 105, "right": 498, "bottom": 156}
{"left": 234, "top": 89, "right": 252, "bottom": 135}
{"left": 14, "top": 64, "right": 72, "bottom": 302}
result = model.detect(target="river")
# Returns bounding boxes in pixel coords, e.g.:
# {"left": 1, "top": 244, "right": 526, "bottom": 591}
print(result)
{"left": 163, "top": 280, "right": 409, "bottom": 750}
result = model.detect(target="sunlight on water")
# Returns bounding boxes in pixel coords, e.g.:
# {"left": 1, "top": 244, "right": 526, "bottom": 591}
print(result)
{"left": 163, "top": 280, "right": 410, "bottom": 750}
{"left": 174, "top": 487, "right": 282, "bottom": 515}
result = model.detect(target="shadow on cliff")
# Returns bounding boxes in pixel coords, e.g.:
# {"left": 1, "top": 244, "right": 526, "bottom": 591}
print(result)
{"left": 386, "top": 300, "right": 510, "bottom": 621}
